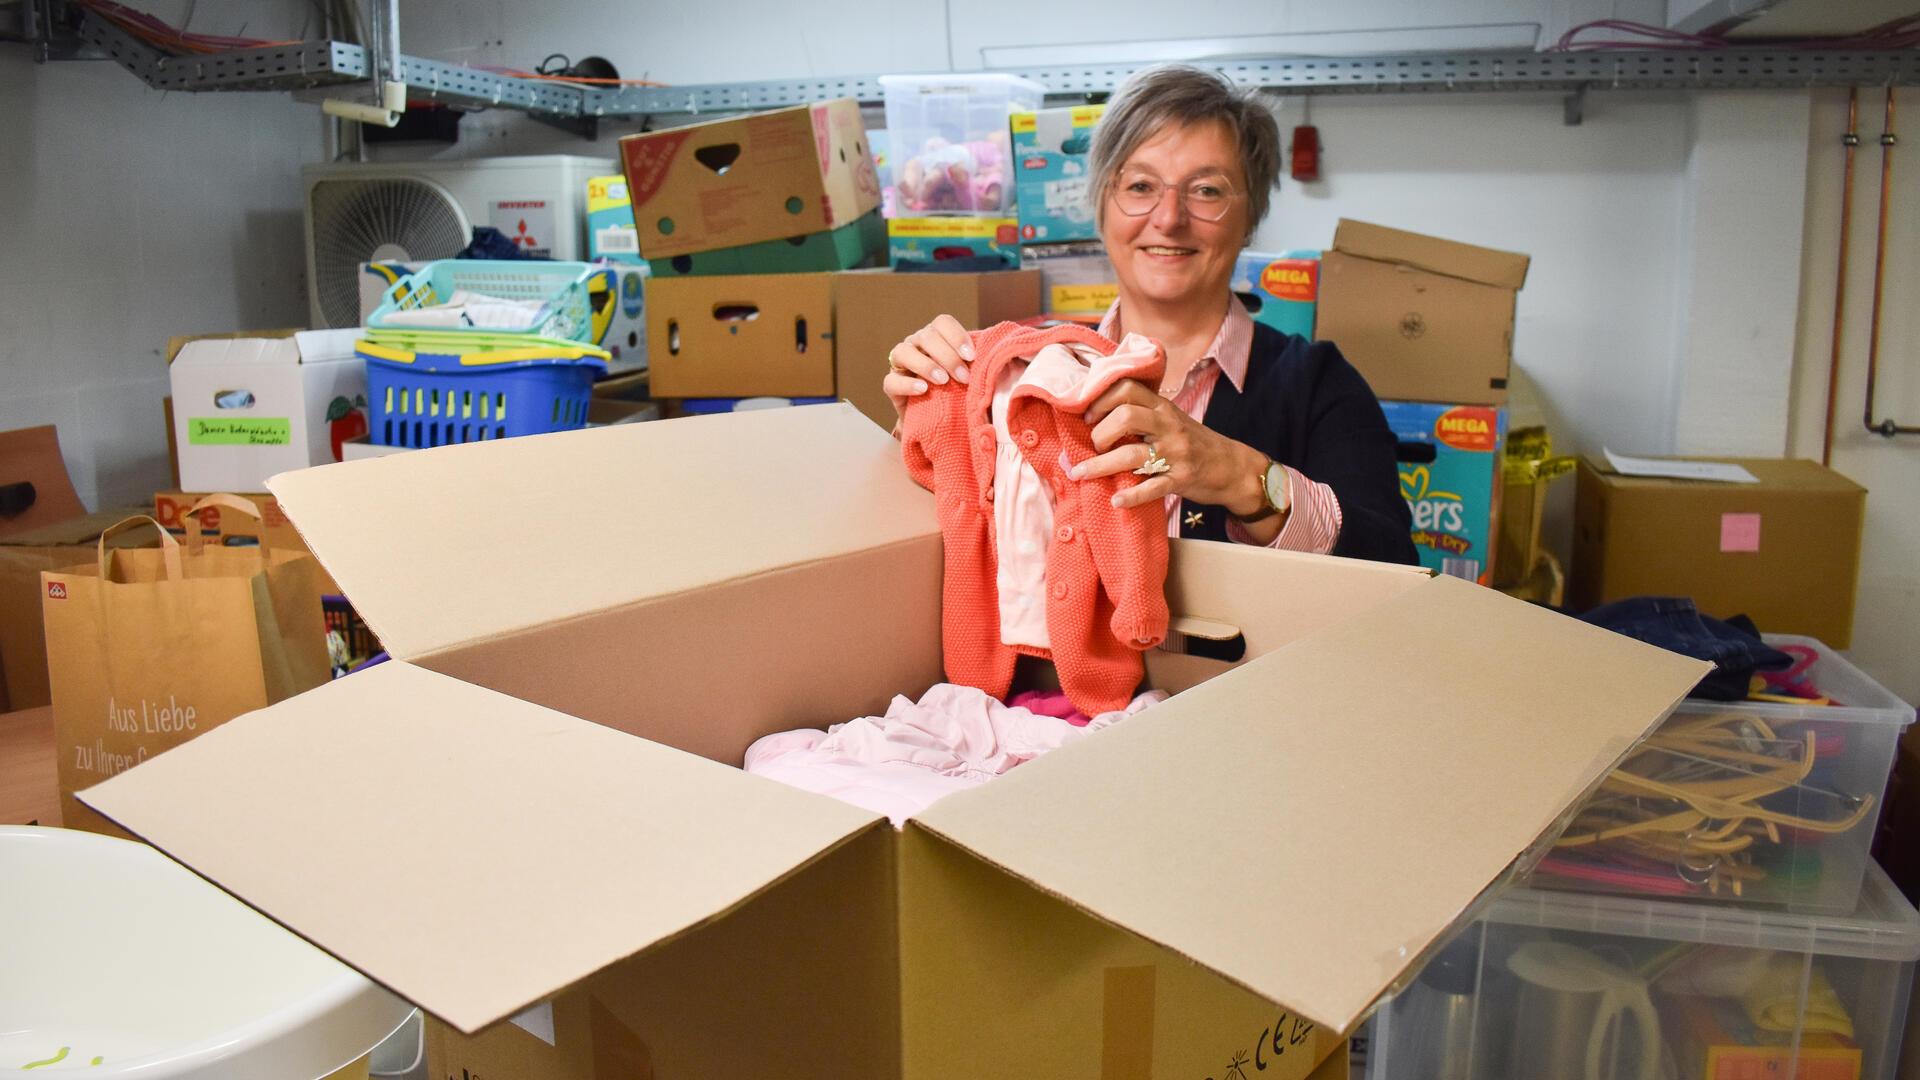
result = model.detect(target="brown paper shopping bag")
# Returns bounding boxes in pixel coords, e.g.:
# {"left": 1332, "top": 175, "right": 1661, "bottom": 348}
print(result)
{"left": 42, "top": 494, "right": 330, "bottom": 835}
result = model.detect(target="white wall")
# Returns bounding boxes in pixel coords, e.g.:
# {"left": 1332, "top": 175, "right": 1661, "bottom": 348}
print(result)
{"left": 1787, "top": 88, "right": 1920, "bottom": 704}
{"left": 0, "top": 32, "right": 321, "bottom": 510}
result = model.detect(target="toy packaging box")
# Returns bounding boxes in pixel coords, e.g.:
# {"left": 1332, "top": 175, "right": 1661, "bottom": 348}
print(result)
{"left": 1010, "top": 104, "right": 1105, "bottom": 244}
{"left": 587, "top": 175, "right": 643, "bottom": 265}
{"left": 1383, "top": 401, "right": 1507, "bottom": 585}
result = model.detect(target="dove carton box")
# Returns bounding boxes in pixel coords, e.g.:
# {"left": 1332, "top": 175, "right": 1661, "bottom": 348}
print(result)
{"left": 76, "top": 404, "right": 1706, "bottom": 1080}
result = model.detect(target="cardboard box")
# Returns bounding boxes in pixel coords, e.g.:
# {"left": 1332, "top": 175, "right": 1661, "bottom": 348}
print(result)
{"left": 593, "top": 260, "right": 650, "bottom": 377}
{"left": 1234, "top": 250, "right": 1321, "bottom": 339}
{"left": 169, "top": 330, "right": 367, "bottom": 492}
{"left": 832, "top": 268, "right": 1043, "bottom": 429}
{"left": 1571, "top": 457, "right": 1867, "bottom": 646}
{"left": 0, "top": 426, "right": 145, "bottom": 711}
{"left": 647, "top": 210, "right": 885, "bottom": 277}
{"left": 79, "top": 405, "right": 1707, "bottom": 1078}
{"left": 619, "top": 100, "right": 882, "bottom": 260}
{"left": 1315, "top": 220, "right": 1529, "bottom": 406}
{"left": 586, "top": 175, "right": 643, "bottom": 264}
{"left": 645, "top": 272, "right": 835, "bottom": 398}
{"left": 1384, "top": 402, "right": 1507, "bottom": 585}
{"left": 887, "top": 216, "right": 1020, "bottom": 268}
{"left": 1020, "top": 239, "right": 1118, "bottom": 315}
{"left": 0, "top": 510, "right": 147, "bottom": 713}
{"left": 153, "top": 490, "right": 340, "bottom": 595}
{"left": 1010, "top": 104, "right": 1105, "bottom": 244}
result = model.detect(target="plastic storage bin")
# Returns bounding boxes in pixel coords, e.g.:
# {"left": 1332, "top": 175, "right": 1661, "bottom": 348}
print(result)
{"left": 1, "top": 825, "right": 413, "bottom": 1079}
{"left": 357, "top": 342, "right": 607, "bottom": 449}
{"left": 1361, "top": 861, "right": 1920, "bottom": 1080}
{"left": 879, "top": 73, "right": 1044, "bottom": 216}
{"left": 367, "top": 260, "right": 616, "bottom": 347}
{"left": 1532, "top": 634, "right": 1914, "bottom": 914}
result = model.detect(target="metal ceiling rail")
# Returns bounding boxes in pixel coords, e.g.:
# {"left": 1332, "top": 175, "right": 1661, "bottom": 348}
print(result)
{"left": 65, "top": 12, "right": 1920, "bottom": 121}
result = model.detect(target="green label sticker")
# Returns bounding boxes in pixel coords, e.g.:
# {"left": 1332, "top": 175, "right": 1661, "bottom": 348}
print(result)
{"left": 187, "top": 418, "right": 292, "bottom": 446}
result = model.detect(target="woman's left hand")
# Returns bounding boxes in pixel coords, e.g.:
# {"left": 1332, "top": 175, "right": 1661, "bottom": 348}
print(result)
{"left": 1074, "top": 379, "right": 1266, "bottom": 514}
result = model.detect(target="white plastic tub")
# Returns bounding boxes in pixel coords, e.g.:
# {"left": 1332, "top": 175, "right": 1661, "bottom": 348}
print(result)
{"left": 0, "top": 825, "right": 413, "bottom": 1077}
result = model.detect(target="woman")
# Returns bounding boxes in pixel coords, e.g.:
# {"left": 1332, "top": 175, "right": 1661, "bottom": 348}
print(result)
{"left": 884, "top": 65, "right": 1416, "bottom": 564}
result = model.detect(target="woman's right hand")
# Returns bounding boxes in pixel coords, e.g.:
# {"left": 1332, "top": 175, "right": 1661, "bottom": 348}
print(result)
{"left": 884, "top": 314, "right": 975, "bottom": 420}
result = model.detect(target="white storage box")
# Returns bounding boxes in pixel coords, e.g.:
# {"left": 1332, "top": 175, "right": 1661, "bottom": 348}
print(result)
{"left": 169, "top": 330, "right": 365, "bottom": 493}
{"left": 1531, "top": 634, "right": 1915, "bottom": 914}
{"left": 1363, "top": 860, "right": 1920, "bottom": 1080}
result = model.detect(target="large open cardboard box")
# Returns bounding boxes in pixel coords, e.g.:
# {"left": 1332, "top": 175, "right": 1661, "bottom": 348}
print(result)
{"left": 80, "top": 405, "right": 1706, "bottom": 1079}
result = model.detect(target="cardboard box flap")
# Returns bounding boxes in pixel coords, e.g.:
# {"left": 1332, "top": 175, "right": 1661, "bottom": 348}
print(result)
{"left": 0, "top": 425, "right": 89, "bottom": 538}
{"left": 1334, "top": 218, "right": 1530, "bottom": 290}
{"left": 268, "top": 404, "right": 935, "bottom": 660}
{"left": 78, "top": 660, "right": 885, "bottom": 1034}
{"left": 910, "top": 573, "right": 1708, "bottom": 1034}
{"left": 173, "top": 329, "right": 357, "bottom": 368}
{"left": 0, "top": 507, "right": 149, "bottom": 548}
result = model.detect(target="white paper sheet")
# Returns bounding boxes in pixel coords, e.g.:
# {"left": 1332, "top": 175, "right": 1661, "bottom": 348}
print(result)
{"left": 1604, "top": 449, "right": 1759, "bottom": 484}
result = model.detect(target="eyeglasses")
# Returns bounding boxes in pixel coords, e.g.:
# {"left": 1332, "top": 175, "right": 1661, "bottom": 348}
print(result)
{"left": 1110, "top": 172, "right": 1242, "bottom": 222}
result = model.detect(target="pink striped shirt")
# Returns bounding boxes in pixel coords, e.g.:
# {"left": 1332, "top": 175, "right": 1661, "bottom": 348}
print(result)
{"left": 1097, "top": 299, "right": 1343, "bottom": 554}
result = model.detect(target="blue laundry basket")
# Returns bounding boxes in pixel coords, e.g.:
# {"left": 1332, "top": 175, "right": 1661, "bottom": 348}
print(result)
{"left": 359, "top": 341, "right": 608, "bottom": 449}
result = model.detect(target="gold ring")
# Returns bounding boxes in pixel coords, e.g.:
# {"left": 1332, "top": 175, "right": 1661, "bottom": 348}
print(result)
{"left": 1133, "top": 443, "right": 1171, "bottom": 477}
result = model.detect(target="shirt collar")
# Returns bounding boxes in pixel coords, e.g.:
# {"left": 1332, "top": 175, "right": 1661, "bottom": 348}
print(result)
{"left": 1097, "top": 297, "right": 1255, "bottom": 394}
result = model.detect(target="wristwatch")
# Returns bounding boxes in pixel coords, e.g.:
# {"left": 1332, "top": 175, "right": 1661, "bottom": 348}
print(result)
{"left": 1236, "top": 459, "right": 1291, "bottom": 523}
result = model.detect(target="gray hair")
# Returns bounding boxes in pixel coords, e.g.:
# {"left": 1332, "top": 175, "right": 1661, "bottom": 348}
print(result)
{"left": 1088, "top": 65, "right": 1282, "bottom": 238}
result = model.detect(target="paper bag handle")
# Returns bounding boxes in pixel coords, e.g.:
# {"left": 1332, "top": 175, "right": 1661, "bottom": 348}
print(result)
{"left": 97, "top": 515, "right": 183, "bottom": 580}
{"left": 184, "top": 494, "right": 269, "bottom": 562}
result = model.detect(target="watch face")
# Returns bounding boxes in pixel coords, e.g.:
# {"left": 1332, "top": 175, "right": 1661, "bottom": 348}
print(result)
{"left": 1264, "top": 463, "right": 1289, "bottom": 512}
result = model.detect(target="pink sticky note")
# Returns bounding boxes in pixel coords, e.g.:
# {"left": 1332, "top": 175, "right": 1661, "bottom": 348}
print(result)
{"left": 1721, "top": 513, "right": 1762, "bottom": 553}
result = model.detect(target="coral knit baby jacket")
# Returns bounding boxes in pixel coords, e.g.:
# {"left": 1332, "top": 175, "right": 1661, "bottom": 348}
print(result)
{"left": 900, "top": 322, "right": 1170, "bottom": 715}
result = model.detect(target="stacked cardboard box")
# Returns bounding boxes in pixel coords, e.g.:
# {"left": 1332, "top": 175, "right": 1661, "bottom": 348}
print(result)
{"left": 620, "top": 101, "right": 886, "bottom": 399}
{"left": 1317, "top": 220, "right": 1531, "bottom": 584}
{"left": 1570, "top": 456, "right": 1866, "bottom": 646}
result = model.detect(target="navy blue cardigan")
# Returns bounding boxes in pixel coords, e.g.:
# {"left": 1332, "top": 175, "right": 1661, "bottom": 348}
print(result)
{"left": 1181, "top": 323, "right": 1419, "bottom": 566}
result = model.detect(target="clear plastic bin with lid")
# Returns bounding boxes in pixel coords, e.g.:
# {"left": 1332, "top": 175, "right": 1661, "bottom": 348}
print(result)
{"left": 879, "top": 73, "right": 1044, "bottom": 216}
{"left": 1361, "top": 860, "right": 1920, "bottom": 1080}
{"left": 1529, "top": 634, "right": 1915, "bottom": 914}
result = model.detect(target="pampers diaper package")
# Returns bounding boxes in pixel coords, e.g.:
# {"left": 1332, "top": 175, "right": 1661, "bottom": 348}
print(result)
{"left": 1383, "top": 401, "right": 1507, "bottom": 585}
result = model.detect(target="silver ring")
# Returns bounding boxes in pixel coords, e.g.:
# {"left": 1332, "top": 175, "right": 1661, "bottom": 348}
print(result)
{"left": 1133, "top": 442, "right": 1172, "bottom": 477}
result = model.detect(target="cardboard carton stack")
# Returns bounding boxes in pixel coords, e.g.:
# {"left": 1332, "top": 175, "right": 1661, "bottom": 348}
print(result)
{"left": 618, "top": 101, "right": 887, "bottom": 401}
{"left": 1316, "top": 219, "right": 1531, "bottom": 586}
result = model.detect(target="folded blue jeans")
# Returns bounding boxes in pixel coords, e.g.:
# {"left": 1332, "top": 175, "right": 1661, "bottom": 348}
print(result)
{"left": 1579, "top": 596, "right": 1793, "bottom": 701}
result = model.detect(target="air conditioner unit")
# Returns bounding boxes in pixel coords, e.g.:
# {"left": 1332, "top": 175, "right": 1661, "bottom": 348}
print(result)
{"left": 303, "top": 155, "right": 614, "bottom": 330}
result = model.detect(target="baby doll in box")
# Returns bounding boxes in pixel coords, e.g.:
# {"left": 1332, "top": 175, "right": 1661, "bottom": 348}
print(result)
{"left": 896, "top": 135, "right": 1008, "bottom": 213}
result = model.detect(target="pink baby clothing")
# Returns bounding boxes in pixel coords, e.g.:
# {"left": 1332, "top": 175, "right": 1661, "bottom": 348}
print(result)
{"left": 743, "top": 683, "right": 1165, "bottom": 824}
{"left": 1006, "top": 689, "right": 1091, "bottom": 727}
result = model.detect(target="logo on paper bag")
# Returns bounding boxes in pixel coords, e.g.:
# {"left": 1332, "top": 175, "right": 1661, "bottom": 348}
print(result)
{"left": 621, "top": 129, "right": 695, "bottom": 210}
{"left": 1399, "top": 312, "right": 1427, "bottom": 339}
{"left": 1434, "top": 406, "right": 1499, "bottom": 453}
{"left": 46, "top": 581, "right": 67, "bottom": 600}
{"left": 1259, "top": 259, "right": 1317, "bottom": 302}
